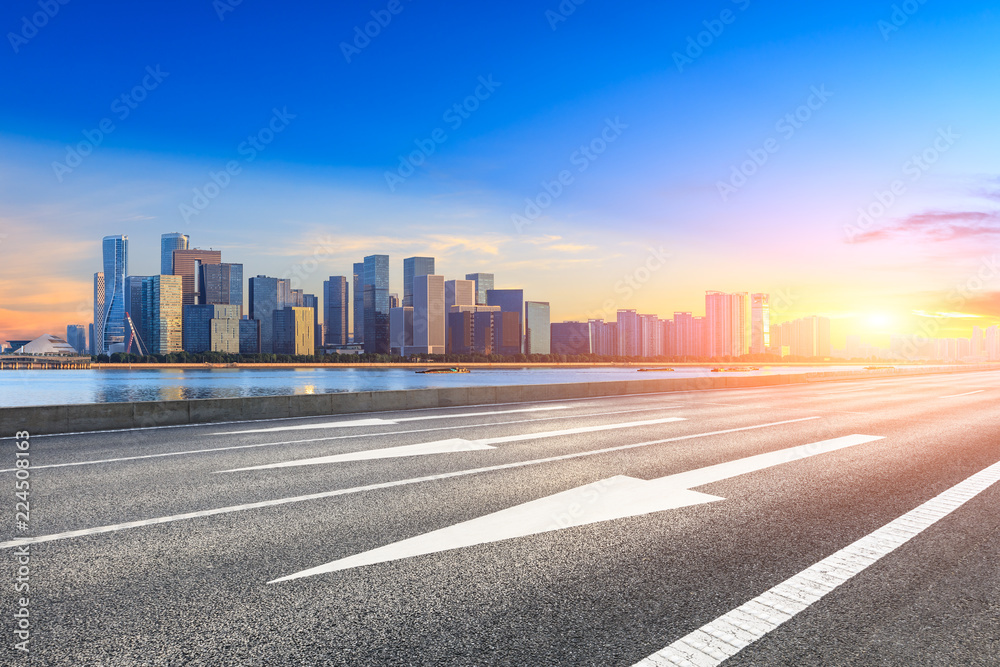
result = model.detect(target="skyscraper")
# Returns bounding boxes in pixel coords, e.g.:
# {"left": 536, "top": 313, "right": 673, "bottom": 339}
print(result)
{"left": 93, "top": 271, "right": 105, "bottom": 355}
{"left": 486, "top": 288, "right": 524, "bottom": 354}
{"left": 524, "top": 301, "right": 551, "bottom": 355}
{"left": 183, "top": 304, "right": 240, "bottom": 353}
{"left": 324, "top": 276, "right": 349, "bottom": 346}
{"left": 199, "top": 263, "right": 243, "bottom": 316}
{"left": 160, "top": 232, "right": 189, "bottom": 275}
{"left": 249, "top": 275, "right": 291, "bottom": 354}
{"left": 273, "top": 306, "right": 314, "bottom": 355}
{"left": 66, "top": 325, "right": 87, "bottom": 354}
{"left": 390, "top": 306, "right": 414, "bottom": 356}
{"left": 302, "top": 293, "right": 319, "bottom": 350}
{"left": 363, "top": 255, "right": 390, "bottom": 354}
{"left": 403, "top": 257, "right": 435, "bottom": 307}
{"left": 465, "top": 273, "right": 494, "bottom": 306}
{"left": 750, "top": 293, "right": 770, "bottom": 355}
{"left": 352, "top": 262, "right": 364, "bottom": 345}
{"left": 142, "top": 275, "right": 183, "bottom": 354}
{"left": 98, "top": 235, "right": 128, "bottom": 354}
{"left": 616, "top": 309, "right": 640, "bottom": 357}
{"left": 413, "top": 274, "right": 446, "bottom": 354}
{"left": 172, "top": 249, "right": 221, "bottom": 306}
{"left": 705, "top": 291, "right": 749, "bottom": 359}
{"left": 550, "top": 322, "right": 591, "bottom": 355}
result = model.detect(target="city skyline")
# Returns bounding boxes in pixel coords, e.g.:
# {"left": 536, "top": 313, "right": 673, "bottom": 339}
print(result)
{"left": 2, "top": 2, "right": 999, "bottom": 345}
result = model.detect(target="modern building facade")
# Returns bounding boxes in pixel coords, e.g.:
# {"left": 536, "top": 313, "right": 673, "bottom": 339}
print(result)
{"left": 273, "top": 306, "right": 314, "bottom": 355}
{"left": 362, "top": 255, "right": 390, "bottom": 354}
{"left": 172, "top": 249, "right": 221, "bottom": 306}
{"left": 352, "top": 262, "right": 364, "bottom": 345}
{"left": 248, "top": 275, "right": 292, "bottom": 354}
{"left": 551, "top": 321, "right": 591, "bottom": 356}
{"left": 160, "top": 232, "right": 189, "bottom": 275}
{"left": 323, "top": 276, "right": 349, "bottom": 346}
{"left": 98, "top": 235, "right": 128, "bottom": 354}
{"left": 524, "top": 301, "right": 551, "bottom": 355}
{"left": 486, "top": 288, "right": 523, "bottom": 354}
{"left": 616, "top": 309, "right": 641, "bottom": 357}
{"left": 403, "top": 257, "right": 435, "bottom": 308}
{"left": 465, "top": 273, "right": 494, "bottom": 305}
{"left": 413, "top": 274, "right": 446, "bottom": 354}
{"left": 389, "top": 306, "right": 414, "bottom": 356}
{"left": 142, "top": 275, "right": 183, "bottom": 354}
{"left": 93, "top": 271, "right": 105, "bottom": 355}
{"left": 66, "top": 325, "right": 87, "bottom": 354}
{"left": 750, "top": 293, "right": 770, "bottom": 355}
{"left": 182, "top": 304, "right": 240, "bottom": 353}
{"left": 239, "top": 319, "right": 260, "bottom": 354}
{"left": 199, "top": 263, "right": 243, "bottom": 316}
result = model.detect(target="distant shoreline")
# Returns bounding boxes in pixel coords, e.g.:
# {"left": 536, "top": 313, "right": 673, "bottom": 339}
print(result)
{"left": 81, "top": 361, "right": 941, "bottom": 370}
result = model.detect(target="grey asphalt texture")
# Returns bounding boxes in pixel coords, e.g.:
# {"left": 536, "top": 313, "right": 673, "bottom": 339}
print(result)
{"left": 4, "top": 369, "right": 999, "bottom": 666}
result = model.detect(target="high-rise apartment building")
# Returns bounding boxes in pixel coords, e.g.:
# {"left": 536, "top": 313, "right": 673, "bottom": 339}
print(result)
{"left": 638, "top": 314, "right": 662, "bottom": 357}
{"left": 98, "top": 235, "right": 128, "bottom": 354}
{"left": 172, "top": 249, "right": 221, "bottom": 306}
{"left": 403, "top": 257, "right": 435, "bottom": 308}
{"left": 249, "top": 275, "right": 291, "bottom": 354}
{"left": 705, "top": 291, "right": 749, "bottom": 359}
{"left": 66, "top": 325, "right": 87, "bottom": 354}
{"left": 352, "top": 262, "right": 364, "bottom": 344}
{"left": 199, "top": 263, "right": 243, "bottom": 316}
{"left": 413, "top": 274, "right": 446, "bottom": 354}
{"left": 750, "top": 293, "right": 770, "bottom": 355}
{"left": 273, "top": 306, "right": 314, "bottom": 355}
{"left": 525, "top": 301, "right": 551, "bottom": 355}
{"left": 465, "top": 273, "right": 494, "bottom": 306}
{"left": 616, "top": 309, "right": 641, "bottom": 357}
{"left": 160, "top": 232, "right": 189, "bottom": 275}
{"left": 362, "top": 255, "right": 390, "bottom": 354}
{"left": 142, "top": 275, "right": 183, "bottom": 354}
{"left": 323, "top": 277, "right": 349, "bottom": 346}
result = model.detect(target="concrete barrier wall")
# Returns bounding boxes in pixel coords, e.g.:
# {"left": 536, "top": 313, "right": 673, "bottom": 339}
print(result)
{"left": 1, "top": 365, "right": 994, "bottom": 435}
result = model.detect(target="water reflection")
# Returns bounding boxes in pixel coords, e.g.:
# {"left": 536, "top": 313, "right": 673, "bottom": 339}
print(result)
{"left": 0, "top": 365, "right": 924, "bottom": 408}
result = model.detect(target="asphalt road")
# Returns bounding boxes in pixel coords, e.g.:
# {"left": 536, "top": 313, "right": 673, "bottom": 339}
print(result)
{"left": 4, "top": 369, "right": 1000, "bottom": 666}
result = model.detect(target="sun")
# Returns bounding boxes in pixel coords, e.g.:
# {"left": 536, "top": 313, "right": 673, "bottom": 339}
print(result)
{"left": 866, "top": 313, "right": 893, "bottom": 329}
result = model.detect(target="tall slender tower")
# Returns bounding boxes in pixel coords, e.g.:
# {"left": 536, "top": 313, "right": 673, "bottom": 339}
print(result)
{"left": 403, "top": 257, "right": 435, "bottom": 307}
{"left": 750, "top": 293, "right": 770, "bottom": 355}
{"left": 323, "top": 276, "right": 349, "bottom": 346}
{"left": 352, "top": 262, "right": 365, "bottom": 345}
{"left": 363, "top": 255, "right": 390, "bottom": 354}
{"left": 160, "top": 232, "right": 189, "bottom": 275}
{"left": 93, "top": 272, "right": 105, "bottom": 355}
{"left": 99, "top": 235, "right": 128, "bottom": 354}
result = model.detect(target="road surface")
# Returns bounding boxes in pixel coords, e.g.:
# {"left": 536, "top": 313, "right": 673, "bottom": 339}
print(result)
{"left": 4, "top": 369, "right": 999, "bottom": 665}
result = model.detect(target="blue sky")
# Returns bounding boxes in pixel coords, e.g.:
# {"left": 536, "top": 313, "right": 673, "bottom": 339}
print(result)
{"left": 2, "top": 0, "right": 999, "bottom": 342}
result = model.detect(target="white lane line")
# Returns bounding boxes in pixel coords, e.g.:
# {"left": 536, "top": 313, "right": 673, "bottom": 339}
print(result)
{"left": 217, "top": 417, "right": 687, "bottom": 473}
{"left": 212, "top": 406, "right": 573, "bottom": 434}
{"left": 270, "top": 435, "right": 883, "bottom": 582}
{"left": 939, "top": 390, "right": 985, "bottom": 399}
{"left": 633, "top": 459, "right": 1000, "bottom": 667}
{"left": 0, "top": 416, "right": 820, "bottom": 549}
{"left": 819, "top": 387, "right": 869, "bottom": 395}
{"left": 0, "top": 407, "right": 680, "bottom": 473}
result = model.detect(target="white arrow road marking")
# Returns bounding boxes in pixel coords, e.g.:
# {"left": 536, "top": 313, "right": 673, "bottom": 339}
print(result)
{"left": 218, "top": 417, "right": 687, "bottom": 473}
{"left": 213, "top": 406, "right": 575, "bottom": 435}
{"left": 268, "top": 434, "right": 883, "bottom": 583}
{"left": 633, "top": 457, "right": 1000, "bottom": 667}
{"left": 0, "top": 417, "right": 819, "bottom": 550}
{"left": 940, "top": 390, "right": 984, "bottom": 398}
